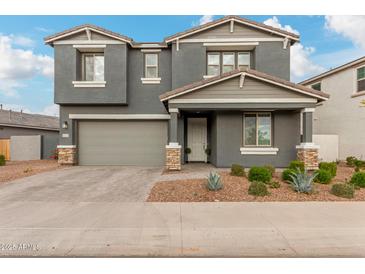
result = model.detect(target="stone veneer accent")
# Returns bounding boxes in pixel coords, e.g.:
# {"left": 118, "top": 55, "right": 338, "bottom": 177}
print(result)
{"left": 57, "top": 146, "right": 77, "bottom": 165}
{"left": 165, "top": 145, "right": 181, "bottom": 171}
{"left": 297, "top": 148, "right": 319, "bottom": 170}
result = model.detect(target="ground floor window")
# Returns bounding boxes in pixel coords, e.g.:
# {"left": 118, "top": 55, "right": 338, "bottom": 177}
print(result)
{"left": 243, "top": 113, "right": 272, "bottom": 146}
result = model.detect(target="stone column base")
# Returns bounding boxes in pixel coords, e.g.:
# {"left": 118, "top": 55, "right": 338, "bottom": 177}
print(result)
{"left": 165, "top": 143, "right": 181, "bottom": 171}
{"left": 57, "top": 145, "right": 77, "bottom": 165}
{"left": 296, "top": 143, "right": 319, "bottom": 170}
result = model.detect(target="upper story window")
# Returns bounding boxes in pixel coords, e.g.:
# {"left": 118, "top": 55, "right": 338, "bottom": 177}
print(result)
{"left": 311, "top": 82, "right": 321, "bottom": 91}
{"left": 145, "top": 53, "right": 159, "bottom": 78}
{"left": 357, "top": 66, "right": 365, "bottom": 93}
{"left": 243, "top": 113, "right": 272, "bottom": 147}
{"left": 207, "top": 52, "right": 250, "bottom": 76}
{"left": 83, "top": 53, "right": 104, "bottom": 81}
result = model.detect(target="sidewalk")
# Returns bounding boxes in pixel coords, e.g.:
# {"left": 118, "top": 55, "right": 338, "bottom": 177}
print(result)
{"left": 0, "top": 201, "right": 365, "bottom": 257}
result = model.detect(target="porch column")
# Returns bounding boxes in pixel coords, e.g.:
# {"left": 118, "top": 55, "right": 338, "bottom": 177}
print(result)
{"left": 166, "top": 108, "right": 181, "bottom": 171}
{"left": 296, "top": 108, "right": 319, "bottom": 170}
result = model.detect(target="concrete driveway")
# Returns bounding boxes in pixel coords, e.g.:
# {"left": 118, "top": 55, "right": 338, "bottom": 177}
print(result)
{"left": 0, "top": 166, "right": 163, "bottom": 203}
{"left": 1, "top": 167, "right": 365, "bottom": 257}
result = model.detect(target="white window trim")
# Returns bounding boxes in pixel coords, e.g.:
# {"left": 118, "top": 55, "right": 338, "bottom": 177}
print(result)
{"left": 144, "top": 53, "right": 159, "bottom": 79}
{"left": 355, "top": 65, "right": 365, "bottom": 94}
{"left": 222, "top": 52, "right": 235, "bottom": 73}
{"left": 72, "top": 81, "right": 106, "bottom": 88}
{"left": 240, "top": 147, "right": 279, "bottom": 155}
{"left": 243, "top": 112, "right": 272, "bottom": 147}
{"left": 81, "top": 53, "right": 105, "bottom": 82}
{"left": 237, "top": 52, "right": 251, "bottom": 69}
{"left": 141, "top": 77, "right": 161, "bottom": 84}
{"left": 207, "top": 52, "right": 220, "bottom": 76}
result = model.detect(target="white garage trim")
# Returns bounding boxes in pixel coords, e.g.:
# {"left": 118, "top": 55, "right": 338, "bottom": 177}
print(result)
{"left": 69, "top": 114, "right": 171, "bottom": 120}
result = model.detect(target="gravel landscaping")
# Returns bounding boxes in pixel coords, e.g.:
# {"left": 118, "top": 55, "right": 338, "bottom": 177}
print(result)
{"left": 0, "top": 160, "right": 62, "bottom": 184}
{"left": 147, "top": 164, "right": 365, "bottom": 202}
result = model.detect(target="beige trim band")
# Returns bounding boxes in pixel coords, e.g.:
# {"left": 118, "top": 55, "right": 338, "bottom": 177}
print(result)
{"left": 69, "top": 114, "right": 171, "bottom": 120}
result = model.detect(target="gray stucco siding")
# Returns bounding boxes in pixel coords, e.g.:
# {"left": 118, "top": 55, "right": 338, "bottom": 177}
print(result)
{"left": 0, "top": 126, "right": 59, "bottom": 159}
{"left": 171, "top": 43, "right": 206, "bottom": 89}
{"left": 214, "top": 111, "right": 300, "bottom": 168}
{"left": 254, "top": 42, "right": 290, "bottom": 80}
{"left": 54, "top": 44, "right": 128, "bottom": 104}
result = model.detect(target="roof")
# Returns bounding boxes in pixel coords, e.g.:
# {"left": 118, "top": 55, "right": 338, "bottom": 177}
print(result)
{"left": 44, "top": 24, "right": 134, "bottom": 46}
{"left": 44, "top": 16, "right": 300, "bottom": 48}
{"left": 300, "top": 56, "right": 365, "bottom": 85}
{"left": 160, "top": 68, "right": 329, "bottom": 102}
{"left": 164, "top": 15, "right": 300, "bottom": 43}
{"left": 0, "top": 109, "right": 59, "bottom": 131}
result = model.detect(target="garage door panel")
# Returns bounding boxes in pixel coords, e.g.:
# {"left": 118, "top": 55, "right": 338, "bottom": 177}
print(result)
{"left": 78, "top": 121, "right": 167, "bottom": 166}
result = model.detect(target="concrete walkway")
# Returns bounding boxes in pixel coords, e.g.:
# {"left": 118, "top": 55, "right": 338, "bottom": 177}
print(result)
{"left": 1, "top": 201, "right": 365, "bottom": 257}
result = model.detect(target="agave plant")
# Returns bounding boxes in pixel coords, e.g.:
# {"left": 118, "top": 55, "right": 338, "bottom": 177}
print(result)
{"left": 289, "top": 168, "right": 317, "bottom": 194}
{"left": 207, "top": 171, "right": 223, "bottom": 191}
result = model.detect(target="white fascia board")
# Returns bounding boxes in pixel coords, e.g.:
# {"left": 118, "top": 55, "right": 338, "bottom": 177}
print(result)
{"left": 68, "top": 114, "right": 171, "bottom": 120}
{"left": 140, "top": 49, "right": 162, "bottom": 53}
{"left": 203, "top": 42, "right": 259, "bottom": 47}
{"left": 169, "top": 98, "right": 317, "bottom": 104}
{"left": 180, "top": 38, "right": 284, "bottom": 43}
{"left": 53, "top": 40, "right": 125, "bottom": 45}
{"left": 73, "top": 44, "right": 106, "bottom": 49}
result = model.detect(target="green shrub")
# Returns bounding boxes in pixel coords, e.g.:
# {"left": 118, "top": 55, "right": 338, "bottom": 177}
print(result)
{"left": 264, "top": 165, "right": 275, "bottom": 176}
{"left": 354, "top": 159, "right": 365, "bottom": 170}
{"left": 248, "top": 167, "right": 272, "bottom": 183}
{"left": 331, "top": 183, "right": 354, "bottom": 199}
{"left": 230, "top": 164, "right": 245, "bottom": 177}
{"left": 350, "top": 172, "right": 365, "bottom": 188}
{"left": 346, "top": 156, "right": 357, "bottom": 166}
{"left": 319, "top": 162, "right": 337, "bottom": 178}
{"left": 289, "top": 160, "right": 305, "bottom": 172}
{"left": 269, "top": 181, "right": 280, "bottom": 189}
{"left": 207, "top": 172, "right": 223, "bottom": 191}
{"left": 289, "top": 168, "right": 317, "bottom": 194}
{"left": 0, "top": 154, "right": 5, "bottom": 166}
{"left": 282, "top": 169, "right": 297, "bottom": 182}
{"left": 248, "top": 181, "right": 269, "bottom": 196}
{"left": 314, "top": 169, "right": 332, "bottom": 184}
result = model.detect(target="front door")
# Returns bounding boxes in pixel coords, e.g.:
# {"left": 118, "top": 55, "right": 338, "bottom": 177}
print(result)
{"left": 187, "top": 118, "right": 207, "bottom": 162}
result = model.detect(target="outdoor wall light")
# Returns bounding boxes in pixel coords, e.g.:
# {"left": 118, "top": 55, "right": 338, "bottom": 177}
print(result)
{"left": 62, "top": 121, "right": 68, "bottom": 129}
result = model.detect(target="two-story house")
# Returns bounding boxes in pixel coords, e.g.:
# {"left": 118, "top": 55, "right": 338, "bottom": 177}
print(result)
{"left": 45, "top": 15, "right": 329, "bottom": 170}
{"left": 300, "top": 56, "right": 365, "bottom": 160}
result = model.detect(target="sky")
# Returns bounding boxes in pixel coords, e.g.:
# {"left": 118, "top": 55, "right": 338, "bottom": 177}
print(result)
{"left": 0, "top": 15, "right": 365, "bottom": 116}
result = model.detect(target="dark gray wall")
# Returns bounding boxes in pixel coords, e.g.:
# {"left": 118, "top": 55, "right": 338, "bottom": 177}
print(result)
{"left": 254, "top": 42, "right": 290, "bottom": 81}
{"left": 0, "top": 126, "right": 59, "bottom": 159}
{"left": 54, "top": 44, "right": 128, "bottom": 104}
{"left": 171, "top": 43, "right": 207, "bottom": 89}
{"left": 214, "top": 110, "right": 300, "bottom": 168}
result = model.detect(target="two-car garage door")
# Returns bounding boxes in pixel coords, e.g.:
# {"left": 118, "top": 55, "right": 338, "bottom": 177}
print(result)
{"left": 78, "top": 121, "right": 167, "bottom": 166}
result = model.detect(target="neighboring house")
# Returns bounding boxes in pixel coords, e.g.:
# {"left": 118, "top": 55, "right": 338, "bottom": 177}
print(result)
{"left": 45, "top": 15, "right": 329, "bottom": 170}
{"left": 0, "top": 108, "right": 59, "bottom": 160}
{"left": 300, "top": 56, "right": 365, "bottom": 160}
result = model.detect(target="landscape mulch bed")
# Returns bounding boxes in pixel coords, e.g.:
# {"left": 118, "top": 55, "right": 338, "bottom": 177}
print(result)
{"left": 0, "top": 160, "right": 62, "bottom": 184}
{"left": 147, "top": 165, "right": 365, "bottom": 202}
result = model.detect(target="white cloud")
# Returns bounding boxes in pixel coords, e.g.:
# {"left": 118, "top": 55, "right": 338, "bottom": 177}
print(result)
{"left": 40, "top": 104, "right": 59, "bottom": 117}
{"left": 0, "top": 34, "right": 54, "bottom": 96}
{"left": 325, "top": 16, "right": 365, "bottom": 49}
{"left": 35, "top": 27, "right": 53, "bottom": 33}
{"left": 263, "top": 16, "right": 299, "bottom": 35}
{"left": 263, "top": 16, "right": 324, "bottom": 82}
{"left": 11, "top": 35, "right": 35, "bottom": 48}
{"left": 290, "top": 43, "right": 325, "bottom": 82}
{"left": 192, "top": 15, "right": 214, "bottom": 26}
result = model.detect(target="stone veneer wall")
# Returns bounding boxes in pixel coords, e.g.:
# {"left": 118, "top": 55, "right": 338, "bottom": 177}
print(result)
{"left": 297, "top": 148, "right": 319, "bottom": 170}
{"left": 58, "top": 147, "right": 77, "bottom": 165}
{"left": 165, "top": 146, "right": 181, "bottom": 171}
